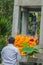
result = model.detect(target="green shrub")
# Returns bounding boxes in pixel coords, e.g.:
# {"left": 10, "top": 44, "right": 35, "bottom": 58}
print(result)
{"left": 0, "top": 17, "right": 7, "bottom": 35}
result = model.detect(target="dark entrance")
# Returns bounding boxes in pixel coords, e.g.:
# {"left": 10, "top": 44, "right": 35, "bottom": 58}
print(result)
{"left": 22, "top": 7, "right": 41, "bottom": 36}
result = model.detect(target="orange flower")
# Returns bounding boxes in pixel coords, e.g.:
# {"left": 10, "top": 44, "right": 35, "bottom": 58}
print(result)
{"left": 25, "top": 36, "right": 30, "bottom": 43}
{"left": 14, "top": 34, "right": 37, "bottom": 55}
{"left": 20, "top": 52, "right": 26, "bottom": 56}
{"left": 18, "top": 47, "right": 23, "bottom": 51}
{"left": 15, "top": 35, "right": 21, "bottom": 41}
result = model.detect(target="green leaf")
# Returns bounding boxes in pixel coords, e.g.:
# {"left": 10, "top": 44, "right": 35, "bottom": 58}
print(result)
{"left": 22, "top": 47, "right": 39, "bottom": 55}
{"left": 23, "top": 42, "right": 28, "bottom": 47}
{"left": 22, "top": 47, "right": 34, "bottom": 55}
{"left": 33, "top": 49, "right": 39, "bottom": 53}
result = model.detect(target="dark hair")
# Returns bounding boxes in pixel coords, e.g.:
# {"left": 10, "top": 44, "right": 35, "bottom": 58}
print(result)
{"left": 8, "top": 37, "right": 15, "bottom": 44}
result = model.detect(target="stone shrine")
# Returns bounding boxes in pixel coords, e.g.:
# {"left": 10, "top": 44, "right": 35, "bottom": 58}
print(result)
{"left": 12, "top": 0, "right": 43, "bottom": 64}
{"left": 12, "top": 0, "right": 43, "bottom": 46}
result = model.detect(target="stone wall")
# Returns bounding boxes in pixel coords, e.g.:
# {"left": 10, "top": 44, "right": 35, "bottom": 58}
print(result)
{"left": 18, "top": 0, "right": 41, "bottom": 6}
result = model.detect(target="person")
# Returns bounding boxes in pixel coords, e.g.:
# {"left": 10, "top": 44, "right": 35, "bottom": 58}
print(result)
{"left": 1, "top": 37, "right": 21, "bottom": 65}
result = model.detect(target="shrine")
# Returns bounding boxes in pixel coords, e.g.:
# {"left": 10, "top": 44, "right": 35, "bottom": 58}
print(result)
{"left": 12, "top": 0, "right": 43, "bottom": 65}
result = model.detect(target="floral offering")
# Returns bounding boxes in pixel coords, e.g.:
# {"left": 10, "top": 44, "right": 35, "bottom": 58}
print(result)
{"left": 14, "top": 34, "right": 39, "bottom": 56}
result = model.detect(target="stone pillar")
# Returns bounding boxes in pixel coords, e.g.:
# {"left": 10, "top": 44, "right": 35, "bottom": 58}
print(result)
{"left": 40, "top": 6, "right": 43, "bottom": 47}
{"left": 21, "top": 11, "right": 27, "bottom": 35}
{"left": 39, "top": 1, "right": 43, "bottom": 64}
{"left": 12, "top": 0, "right": 20, "bottom": 37}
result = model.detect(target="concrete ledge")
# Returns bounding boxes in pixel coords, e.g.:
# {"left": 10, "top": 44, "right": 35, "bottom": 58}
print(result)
{"left": 18, "top": 0, "right": 41, "bottom": 6}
